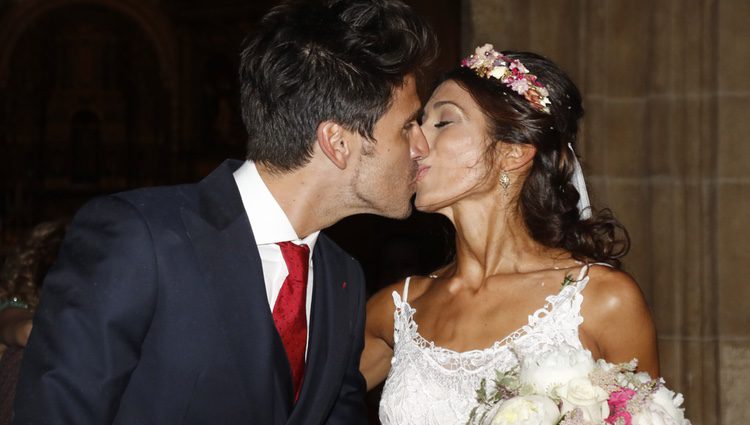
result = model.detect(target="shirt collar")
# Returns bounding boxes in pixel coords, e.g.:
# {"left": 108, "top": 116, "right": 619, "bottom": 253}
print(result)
{"left": 233, "top": 160, "right": 319, "bottom": 252}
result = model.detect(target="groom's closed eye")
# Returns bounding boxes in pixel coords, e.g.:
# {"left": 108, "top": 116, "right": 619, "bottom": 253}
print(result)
{"left": 402, "top": 110, "right": 422, "bottom": 132}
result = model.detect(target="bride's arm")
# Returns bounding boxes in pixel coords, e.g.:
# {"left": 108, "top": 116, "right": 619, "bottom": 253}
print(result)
{"left": 580, "top": 266, "right": 660, "bottom": 377}
{"left": 360, "top": 283, "right": 400, "bottom": 391}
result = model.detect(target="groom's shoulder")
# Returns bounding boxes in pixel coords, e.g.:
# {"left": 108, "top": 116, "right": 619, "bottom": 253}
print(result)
{"left": 73, "top": 182, "right": 199, "bottom": 229}
{"left": 111, "top": 182, "right": 198, "bottom": 214}
{"left": 115, "top": 182, "right": 196, "bottom": 206}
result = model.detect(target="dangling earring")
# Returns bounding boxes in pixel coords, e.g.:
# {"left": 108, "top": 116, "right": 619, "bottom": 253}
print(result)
{"left": 499, "top": 170, "right": 511, "bottom": 196}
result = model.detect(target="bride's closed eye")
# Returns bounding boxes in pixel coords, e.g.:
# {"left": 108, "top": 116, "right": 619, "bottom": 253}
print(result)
{"left": 434, "top": 121, "right": 452, "bottom": 128}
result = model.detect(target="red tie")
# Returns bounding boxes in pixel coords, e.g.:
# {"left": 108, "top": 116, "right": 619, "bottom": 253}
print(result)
{"left": 273, "top": 241, "right": 310, "bottom": 401}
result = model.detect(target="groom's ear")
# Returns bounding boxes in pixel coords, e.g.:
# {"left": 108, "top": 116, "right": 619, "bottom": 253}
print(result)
{"left": 316, "top": 121, "right": 351, "bottom": 170}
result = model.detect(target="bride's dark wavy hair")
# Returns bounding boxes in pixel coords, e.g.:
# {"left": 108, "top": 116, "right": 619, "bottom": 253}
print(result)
{"left": 440, "top": 51, "right": 629, "bottom": 267}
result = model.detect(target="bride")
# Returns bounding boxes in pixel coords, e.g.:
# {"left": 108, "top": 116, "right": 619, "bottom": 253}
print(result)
{"left": 361, "top": 45, "right": 659, "bottom": 424}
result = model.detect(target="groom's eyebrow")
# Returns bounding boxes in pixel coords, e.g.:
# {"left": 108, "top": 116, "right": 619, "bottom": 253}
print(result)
{"left": 417, "top": 108, "right": 428, "bottom": 124}
{"left": 406, "top": 108, "right": 422, "bottom": 124}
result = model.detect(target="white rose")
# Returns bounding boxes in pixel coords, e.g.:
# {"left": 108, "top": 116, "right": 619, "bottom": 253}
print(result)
{"left": 486, "top": 395, "right": 560, "bottom": 425}
{"left": 519, "top": 346, "right": 595, "bottom": 397}
{"left": 633, "top": 385, "right": 690, "bottom": 425}
{"left": 489, "top": 66, "right": 507, "bottom": 79}
{"left": 555, "top": 377, "right": 610, "bottom": 422}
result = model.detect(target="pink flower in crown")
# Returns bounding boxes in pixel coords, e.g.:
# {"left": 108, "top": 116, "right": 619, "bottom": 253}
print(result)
{"left": 509, "top": 59, "right": 529, "bottom": 74}
{"left": 605, "top": 387, "right": 637, "bottom": 425}
{"left": 509, "top": 78, "right": 531, "bottom": 95}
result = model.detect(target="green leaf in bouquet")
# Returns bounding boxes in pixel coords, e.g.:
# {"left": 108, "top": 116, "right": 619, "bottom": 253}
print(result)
{"left": 467, "top": 384, "right": 495, "bottom": 425}
{"left": 492, "top": 367, "right": 521, "bottom": 400}
{"left": 467, "top": 406, "right": 480, "bottom": 425}
{"left": 475, "top": 378, "right": 489, "bottom": 404}
{"left": 467, "top": 367, "right": 523, "bottom": 424}
{"left": 561, "top": 274, "right": 575, "bottom": 287}
{"left": 517, "top": 382, "right": 536, "bottom": 397}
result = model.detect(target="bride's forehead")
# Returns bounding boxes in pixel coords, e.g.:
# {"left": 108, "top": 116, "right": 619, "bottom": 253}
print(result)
{"left": 425, "top": 82, "right": 485, "bottom": 121}
{"left": 427, "top": 81, "right": 474, "bottom": 109}
{"left": 430, "top": 80, "right": 466, "bottom": 100}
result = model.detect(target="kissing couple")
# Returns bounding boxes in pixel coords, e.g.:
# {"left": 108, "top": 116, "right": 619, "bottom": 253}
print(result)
{"left": 14, "top": 0, "right": 660, "bottom": 424}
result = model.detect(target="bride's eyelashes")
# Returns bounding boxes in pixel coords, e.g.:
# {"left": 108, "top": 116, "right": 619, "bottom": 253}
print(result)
{"left": 434, "top": 120, "right": 452, "bottom": 128}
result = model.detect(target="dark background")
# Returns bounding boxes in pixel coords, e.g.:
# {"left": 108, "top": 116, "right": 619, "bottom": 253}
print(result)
{"left": 0, "top": 2, "right": 464, "bottom": 420}
{"left": 0, "top": 0, "right": 462, "bottom": 293}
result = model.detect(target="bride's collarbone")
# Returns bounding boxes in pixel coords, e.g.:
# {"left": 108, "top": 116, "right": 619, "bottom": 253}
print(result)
{"left": 415, "top": 272, "right": 567, "bottom": 307}
{"left": 408, "top": 296, "right": 533, "bottom": 352}
{"left": 407, "top": 275, "right": 575, "bottom": 351}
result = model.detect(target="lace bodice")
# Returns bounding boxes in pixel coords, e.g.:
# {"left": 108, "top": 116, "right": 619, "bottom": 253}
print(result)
{"left": 379, "top": 265, "right": 595, "bottom": 425}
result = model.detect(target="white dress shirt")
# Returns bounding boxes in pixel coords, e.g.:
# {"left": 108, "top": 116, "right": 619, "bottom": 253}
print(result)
{"left": 233, "top": 161, "right": 319, "bottom": 341}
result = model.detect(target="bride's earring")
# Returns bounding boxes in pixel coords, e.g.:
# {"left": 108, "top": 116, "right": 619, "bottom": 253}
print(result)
{"left": 499, "top": 170, "right": 511, "bottom": 196}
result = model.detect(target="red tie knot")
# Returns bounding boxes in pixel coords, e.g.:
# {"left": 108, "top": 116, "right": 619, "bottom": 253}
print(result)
{"left": 277, "top": 242, "right": 310, "bottom": 278}
{"left": 278, "top": 242, "right": 310, "bottom": 286}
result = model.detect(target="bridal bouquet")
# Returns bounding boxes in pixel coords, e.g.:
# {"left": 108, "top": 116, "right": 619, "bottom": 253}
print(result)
{"left": 467, "top": 344, "right": 690, "bottom": 425}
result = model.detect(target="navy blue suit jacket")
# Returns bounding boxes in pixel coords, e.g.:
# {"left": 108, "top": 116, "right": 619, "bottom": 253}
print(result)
{"left": 13, "top": 160, "right": 368, "bottom": 425}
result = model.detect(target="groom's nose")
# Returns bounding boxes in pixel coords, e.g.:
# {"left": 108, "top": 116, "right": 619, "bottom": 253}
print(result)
{"left": 410, "top": 126, "right": 429, "bottom": 161}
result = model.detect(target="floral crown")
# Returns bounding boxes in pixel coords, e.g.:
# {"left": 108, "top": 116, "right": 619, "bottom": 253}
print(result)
{"left": 461, "top": 44, "right": 552, "bottom": 113}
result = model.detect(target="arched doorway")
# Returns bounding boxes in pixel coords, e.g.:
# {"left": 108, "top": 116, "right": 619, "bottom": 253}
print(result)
{"left": 0, "top": 2, "right": 173, "bottom": 232}
{"left": 70, "top": 109, "right": 102, "bottom": 183}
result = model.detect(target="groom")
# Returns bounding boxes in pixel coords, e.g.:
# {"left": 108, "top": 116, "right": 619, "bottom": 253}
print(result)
{"left": 12, "top": 1, "right": 436, "bottom": 424}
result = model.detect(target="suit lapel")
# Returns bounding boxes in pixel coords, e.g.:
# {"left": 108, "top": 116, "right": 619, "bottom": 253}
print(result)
{"left": 288, "top": 238, "right": 354, "bottom": 424}
{"left": 181, "top": 160, "right": 293, "bottom": 423}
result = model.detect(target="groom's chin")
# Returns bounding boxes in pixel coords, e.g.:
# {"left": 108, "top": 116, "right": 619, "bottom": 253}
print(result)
{"left": 378, "top": 195, "right": 415, "bottom": 219}
{"left": 383, "top": 202, "right": 414, "bottom": 220}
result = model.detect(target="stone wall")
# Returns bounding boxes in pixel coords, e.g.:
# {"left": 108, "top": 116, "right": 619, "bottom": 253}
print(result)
{"left": 462, "top": 1, "right": 749, "bottom": 424}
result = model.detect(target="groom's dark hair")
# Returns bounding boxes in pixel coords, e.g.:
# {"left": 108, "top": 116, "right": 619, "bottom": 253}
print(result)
{"left": 239, "top": 0, "right": 437, "bottom": 172}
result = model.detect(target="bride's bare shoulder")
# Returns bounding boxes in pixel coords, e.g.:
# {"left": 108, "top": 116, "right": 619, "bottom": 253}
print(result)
{"left": 580, "top": 265, "right": 655, "bottom": 339}
{"left": 583, "top": 266, "right": 649, "bottom": 314}
{"left": 580, "top": 264, "right": 659, "bottom": 374}
{"left": 365, "top": 277, "right": 425, "bottom": 341}
{"left": 367, "top": 275, "right": 434, "bottom": 312}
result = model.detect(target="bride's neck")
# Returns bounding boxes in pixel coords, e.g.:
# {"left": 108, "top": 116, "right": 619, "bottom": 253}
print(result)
{"left": 443, "top": 195, "right": 562, "bottom": 285}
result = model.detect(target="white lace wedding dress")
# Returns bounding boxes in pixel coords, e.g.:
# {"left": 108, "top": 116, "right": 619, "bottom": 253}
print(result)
{"left": 379, "top": 264, "right": 599, "bottom": 425}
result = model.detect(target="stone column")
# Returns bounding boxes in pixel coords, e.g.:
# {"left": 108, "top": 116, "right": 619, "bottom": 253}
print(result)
{"left": 462, "top": 0, "right": 749, "bottom": 423}
{"left": 716, "top": 1, "right": 750, "bottom": 424}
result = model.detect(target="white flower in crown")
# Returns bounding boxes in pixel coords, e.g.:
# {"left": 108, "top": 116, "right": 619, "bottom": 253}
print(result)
{"left": 489, "top": 65, "right": 508, "bottom": 79}
{"left": 476, "top": 43, "right": 495, "bottom": 58}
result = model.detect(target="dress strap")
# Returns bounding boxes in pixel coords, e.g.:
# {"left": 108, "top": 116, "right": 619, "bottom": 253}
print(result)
{"left": 402, "top": 276, "right": 411, "bottom": 303}
{"left": 574, "top": 262, "right": 614, "bottom": 282}
{"left": 574, "top": 264, "right": 590, "bottom": 281}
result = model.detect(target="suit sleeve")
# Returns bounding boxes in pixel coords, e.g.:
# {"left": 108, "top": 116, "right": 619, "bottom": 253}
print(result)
{"left": 13, "top": 196, "right": 158, "bottom": 425}
{"left": 325, "top": 262, "right": 367, "bottom": 425}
